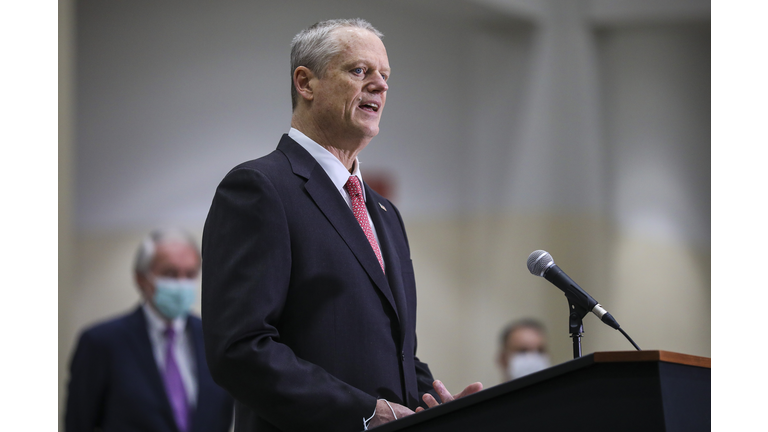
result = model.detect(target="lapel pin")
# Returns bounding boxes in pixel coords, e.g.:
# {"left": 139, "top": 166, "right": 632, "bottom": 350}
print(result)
{"left": 379, "top": 202, "right": 387, "bottom": 211}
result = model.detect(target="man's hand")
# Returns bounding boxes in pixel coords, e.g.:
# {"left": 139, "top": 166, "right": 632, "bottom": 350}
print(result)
{"left": 367, "top": 399, "right": 415, "bottom": 427}
{"left": 415, "top": 380, "right": 484, "bottom": 412}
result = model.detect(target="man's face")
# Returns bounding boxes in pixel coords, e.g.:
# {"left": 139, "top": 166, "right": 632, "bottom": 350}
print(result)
{"left": 505, "top": 327, "right": 546, "bottom": 358}
{"left": 310, "top": 27, "right": 390, "bottom": 145}
{"left": 500, "top": 327, "right": 549, "bottom": 381}
{"left": 499, "top": 327, "right": 547, "bottom": 376}
{"left": 137, "top": 241, "right": 200, "bottom": 301}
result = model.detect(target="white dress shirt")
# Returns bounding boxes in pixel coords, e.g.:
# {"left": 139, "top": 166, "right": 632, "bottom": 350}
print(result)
{"left": 288, "top": 127, "right": 385, "bottom": 270}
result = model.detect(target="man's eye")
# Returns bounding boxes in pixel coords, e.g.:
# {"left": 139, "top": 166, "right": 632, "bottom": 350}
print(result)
{"left": 353, "top": 67, "right": 364, "bottom": 75}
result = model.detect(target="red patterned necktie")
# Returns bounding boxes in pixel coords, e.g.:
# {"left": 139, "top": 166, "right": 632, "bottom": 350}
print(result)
{"left": 344, "top": 176, "right": 385, "bottom": 273}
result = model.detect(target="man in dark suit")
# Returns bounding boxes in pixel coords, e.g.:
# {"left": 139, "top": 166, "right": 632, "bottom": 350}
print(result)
{"left": 201, "top": 19, "right": 481, "bottom": 432}
{"left": 65, "top": 228, "right": 233, "bottom": 432}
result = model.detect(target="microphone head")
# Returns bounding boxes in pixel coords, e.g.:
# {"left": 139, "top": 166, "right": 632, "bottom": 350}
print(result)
{"left": 527, "top": 250, "right": 555, "bottom": 277}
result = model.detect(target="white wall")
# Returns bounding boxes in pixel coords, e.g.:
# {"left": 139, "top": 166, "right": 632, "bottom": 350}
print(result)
{"left": 59, "top": 0, "right": 77, "bottom": 429}
{"left": 599, "top": 22, "right": 711, "bottom": 355}
{"left": 59, "top": 0, "right": 710, "bottom": 428}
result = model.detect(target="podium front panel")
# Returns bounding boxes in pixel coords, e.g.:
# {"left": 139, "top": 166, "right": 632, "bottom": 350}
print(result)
{"left": 371, "top": 351, "right": 710, "bottom": 432}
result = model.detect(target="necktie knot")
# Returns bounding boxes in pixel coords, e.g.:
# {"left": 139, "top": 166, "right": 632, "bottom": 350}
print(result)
{"left": 345, "top": 176, "right": 362, "bottom": 196}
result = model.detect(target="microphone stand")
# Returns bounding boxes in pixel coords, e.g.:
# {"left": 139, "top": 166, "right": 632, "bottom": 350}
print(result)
{"left": 568, "top": 299, "right": 589, "bottom": 359}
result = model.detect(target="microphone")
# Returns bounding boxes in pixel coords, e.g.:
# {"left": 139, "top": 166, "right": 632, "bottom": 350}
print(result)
{"left": 527, "top": 250, "right": 621, "bottom": 330}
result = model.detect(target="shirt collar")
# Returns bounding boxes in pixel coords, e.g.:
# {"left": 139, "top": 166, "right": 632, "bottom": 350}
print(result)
{"left": 142, "top": 301, "right": 186, "bottom": 335}
{"left": 289, "top": 128, "right": 367, "bottom": 201}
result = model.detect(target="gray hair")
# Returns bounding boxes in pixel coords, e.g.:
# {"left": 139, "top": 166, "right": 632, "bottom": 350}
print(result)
{"left": 290, "top": 18, "right": 384, "bottom": 111}
{"left": 133, "top": 228, "right": 200, "bottom": 275}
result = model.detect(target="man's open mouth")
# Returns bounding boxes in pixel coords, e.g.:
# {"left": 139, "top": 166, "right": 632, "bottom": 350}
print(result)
{"left": 359, "top": 101, "right": 380, "bottom": 112}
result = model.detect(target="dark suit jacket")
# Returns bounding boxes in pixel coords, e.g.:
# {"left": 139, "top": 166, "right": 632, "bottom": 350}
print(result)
{"left": 65, "top": 306, "right": 234, "bottom": 432}
{"left": 201, "top": 135, "right": 436, "bottom": 432}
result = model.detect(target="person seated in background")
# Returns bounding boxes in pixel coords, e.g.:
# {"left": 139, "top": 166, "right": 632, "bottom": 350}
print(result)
{"left": 65, "top": 228, "right": 233, "bottom": 432}
{"left": 497, "top": 318, "right": 551, "bottom": 382}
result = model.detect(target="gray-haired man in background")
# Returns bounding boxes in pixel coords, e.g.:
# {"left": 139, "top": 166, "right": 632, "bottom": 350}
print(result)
{"left": 65, "top": 228, "right": 233, "bottom": 432}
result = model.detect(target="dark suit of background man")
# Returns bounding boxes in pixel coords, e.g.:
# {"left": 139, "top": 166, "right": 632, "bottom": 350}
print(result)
{"left": 65, "top": 228, "right": 233, "bottom": 432}
{"left": 201, "top": 18, "right": 482, "bottom": 432}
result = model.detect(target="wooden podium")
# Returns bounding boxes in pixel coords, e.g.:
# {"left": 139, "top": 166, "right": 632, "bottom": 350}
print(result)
{"left": 371, "top": 351, "right": 710, "bottom": 432}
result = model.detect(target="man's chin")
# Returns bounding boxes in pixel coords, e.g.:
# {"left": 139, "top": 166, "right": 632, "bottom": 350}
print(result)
{"left": 340, "top": 122, "right": 380, "bottom": 145}
{"left": 358, "top": 123, "right": 380, "bottom": 139}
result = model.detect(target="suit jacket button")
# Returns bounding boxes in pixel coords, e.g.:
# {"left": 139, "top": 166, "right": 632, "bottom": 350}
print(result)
{"left": 400, "top": 352, "right": 405, "bottom": 361}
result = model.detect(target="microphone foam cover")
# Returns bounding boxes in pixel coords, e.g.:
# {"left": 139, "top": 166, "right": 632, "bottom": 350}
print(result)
{"left": 527, "top": 250, "right": 554, "bottom": 276}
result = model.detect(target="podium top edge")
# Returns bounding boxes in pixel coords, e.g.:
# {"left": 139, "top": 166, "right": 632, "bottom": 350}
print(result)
{"left": 593, "top": 350, "right": 711, "bottom": 368}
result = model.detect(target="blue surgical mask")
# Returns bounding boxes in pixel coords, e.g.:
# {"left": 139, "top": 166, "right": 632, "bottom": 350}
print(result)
{"left": 152, "top": 277, "right": 197, "bottom": 320}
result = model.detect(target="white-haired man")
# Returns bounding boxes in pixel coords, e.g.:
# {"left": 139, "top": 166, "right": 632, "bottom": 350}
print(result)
{"left": 202, "top": 18, "right": 481, "bottom": 432}
{"left": 65, "top": 228, "right": 233, "bottom": 432}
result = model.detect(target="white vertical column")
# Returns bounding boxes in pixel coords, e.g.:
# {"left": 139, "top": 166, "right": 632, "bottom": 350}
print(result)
{"left": 459, "top": 0, "right": 612, "bottom": 381}
{"left": 503, "top": 0, "right": 605, "bottom": 215}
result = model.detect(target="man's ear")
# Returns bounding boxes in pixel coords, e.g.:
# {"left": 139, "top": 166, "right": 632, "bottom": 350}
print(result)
{"left": 135, "top": 271, "right": 153, "bottom": 300}
{"left": 293, "top": 66, "right": 315, "bottom": 102}
{"left": 496, "top": 351, "right": 507, "bottom": 370}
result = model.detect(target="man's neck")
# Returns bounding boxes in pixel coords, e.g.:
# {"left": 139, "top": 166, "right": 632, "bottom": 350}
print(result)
{"left": 290, "top": 117, "right": 369, "bottom": 172}
{"left": 142, "top": 301, "right": 182, "bottom": 330}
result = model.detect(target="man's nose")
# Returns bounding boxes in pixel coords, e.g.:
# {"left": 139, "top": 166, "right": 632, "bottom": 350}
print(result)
{"left": 367, "top": 74, "right": 388, "bottom": 93}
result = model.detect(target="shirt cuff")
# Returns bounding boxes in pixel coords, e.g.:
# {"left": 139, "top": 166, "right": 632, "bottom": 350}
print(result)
{"left": 363, "top": 401, "right": 377, "bottom": 430}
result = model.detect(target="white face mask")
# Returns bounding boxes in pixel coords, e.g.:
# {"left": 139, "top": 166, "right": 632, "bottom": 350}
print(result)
{"left": 507, "top": 352, "right": 550, "bottom": 380}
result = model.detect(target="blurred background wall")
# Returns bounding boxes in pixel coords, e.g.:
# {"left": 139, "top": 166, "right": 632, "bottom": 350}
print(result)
{"left": 59, "top": 0, "right": 710, "bottom": 428}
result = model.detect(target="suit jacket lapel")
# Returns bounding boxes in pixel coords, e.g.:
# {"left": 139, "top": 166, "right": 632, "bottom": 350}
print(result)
{"left": 365, "top": 186, "right": 408, "bottom": 346}
{"left": 189, "top": 318, "right": 207, "bottom": 432}
{"left": 126, "top": 307, "right": 178, "bottom": 429}
{"left": 277, "top": 135, "right": 400, "bottom": 323}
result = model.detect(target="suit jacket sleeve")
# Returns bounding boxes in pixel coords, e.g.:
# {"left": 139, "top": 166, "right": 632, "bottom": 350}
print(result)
{"left": 201, "top": 166, "right": 377, "bottom": 432}
{"left": 65, "top": 330, "right": 109, "bottom": 432}
{"left": 414, "top": 343, "right": 438, "bottom": 406}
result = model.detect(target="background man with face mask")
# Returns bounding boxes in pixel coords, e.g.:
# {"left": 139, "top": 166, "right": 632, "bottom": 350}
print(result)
{"left": 497, "top": 319, "right": 551, "bottom": 382}
{"left": 64, "top": 228, "right": 234, "bottom": 432}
